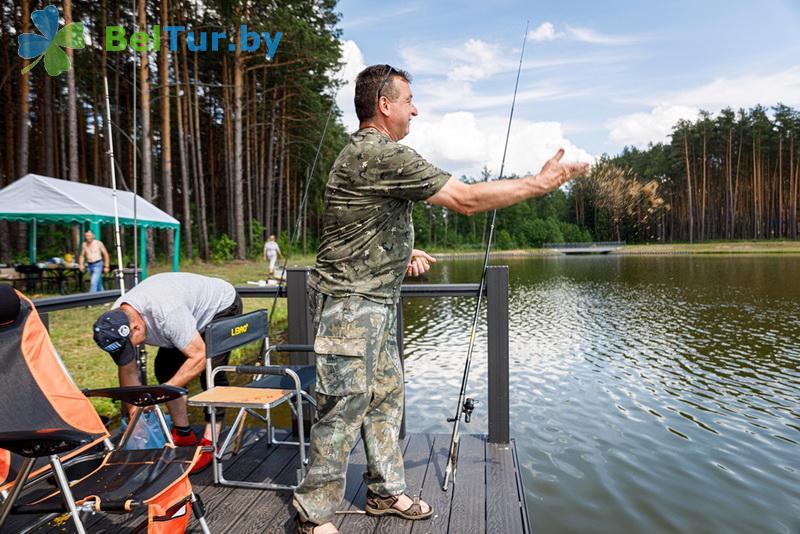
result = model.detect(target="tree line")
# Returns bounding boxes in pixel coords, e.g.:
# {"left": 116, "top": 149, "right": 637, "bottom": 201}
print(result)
{"left": 575, "top": 105, "right": 800, "bottom": 244}
{"left": 412, "top": 105, "right": 800, "bottom": 250}
{"left": 0, "top": 0, "right": 346, "bottom": 264}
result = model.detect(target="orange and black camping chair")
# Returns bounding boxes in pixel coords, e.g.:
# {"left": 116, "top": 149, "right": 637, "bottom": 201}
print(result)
{"left": 0, "top": 286, "right": 211, "bottom": 534}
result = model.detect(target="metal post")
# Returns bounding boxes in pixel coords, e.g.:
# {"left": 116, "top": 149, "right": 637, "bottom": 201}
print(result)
{"left": 172, "top": 226, "right": 181, "bottom": 272}
{"left": 28, "top": 219, "right": 37, "bottom": 264}
{"left": 487, "top": 266, "right": 509, "bottom": 444}
{"left": 396, "top": 297, "right": 405, "bottom": 440}
{"left": 286, "top": 267, "right": 313, "bottom": 440}
{"left": 286, "top": 268, "right": 313, "bottom": 364}
{"left": 138, "top": 226, "right": 148, "bottom": 279}
{"left": 40, "top": 311, "right": 49, "bottom": 332}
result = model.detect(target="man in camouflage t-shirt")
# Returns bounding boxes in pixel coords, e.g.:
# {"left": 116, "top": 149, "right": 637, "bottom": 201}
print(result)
{"left": 293, "top": 65, "right": 589, "bottom": 534}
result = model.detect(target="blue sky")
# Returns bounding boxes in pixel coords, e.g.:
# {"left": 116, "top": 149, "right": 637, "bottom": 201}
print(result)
{"left": 333, "top": 0, "right": 800, "bottom": 178}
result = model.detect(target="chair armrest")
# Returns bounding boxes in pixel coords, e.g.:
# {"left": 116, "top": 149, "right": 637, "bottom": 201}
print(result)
{"left": 83, "top": 385, "right": 187, "bottom": 407}
{"left": 232, "top": 365, "right": 291, "bottom": 375}
{"left": 0, "top": 428, "right": 100, "bottom": 457}
{"left": 272, "top": 344, "right": 315, "bottom": 353}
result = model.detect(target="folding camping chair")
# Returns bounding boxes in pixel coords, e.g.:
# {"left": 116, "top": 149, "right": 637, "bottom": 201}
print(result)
{"left": 0, "top": 288, "right": 210, "bottom": 534}
{"left": 187, "top": 309, "right": 316, "bottom": 491}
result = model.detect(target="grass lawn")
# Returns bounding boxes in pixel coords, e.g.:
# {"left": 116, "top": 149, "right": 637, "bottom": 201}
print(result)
{"left": 617, "top": 240, "right": 800, "bottom": 254}
{"left": 45, "top": 257, "right": 313, "bottom": 419}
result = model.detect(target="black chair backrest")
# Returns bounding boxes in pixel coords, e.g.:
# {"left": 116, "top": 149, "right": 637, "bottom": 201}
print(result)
{"left": 0, "top": 284, "right": 20, "bottom": 325}
{"left": 204, "top": 309, "right": 268, "bottom": 358}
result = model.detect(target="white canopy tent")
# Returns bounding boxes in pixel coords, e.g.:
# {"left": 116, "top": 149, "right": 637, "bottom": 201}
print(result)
{"left": 0, "top": 174, "right": 181, "bottom": 276}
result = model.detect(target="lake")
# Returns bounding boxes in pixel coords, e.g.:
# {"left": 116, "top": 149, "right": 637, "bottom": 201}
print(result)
{"left": 400, "top": 255, "right": 800, "bottom": 533}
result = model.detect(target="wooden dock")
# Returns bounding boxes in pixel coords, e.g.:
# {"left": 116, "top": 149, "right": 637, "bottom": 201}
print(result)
{"left": 7, "top": 430, "right": 530, "bottom": 534}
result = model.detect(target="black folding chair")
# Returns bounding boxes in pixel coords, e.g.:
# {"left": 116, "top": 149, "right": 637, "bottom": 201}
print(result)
{"left": 187, "top": 309, "right": 316, "bottom": 490}
{"left": 0, "top": 289, "right": 211, "bottom": 534}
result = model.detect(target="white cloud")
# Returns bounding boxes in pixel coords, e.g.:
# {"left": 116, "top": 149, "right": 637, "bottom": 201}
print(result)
{"left": 333, "top": 38, "right": 594, "bottom": 177}
{"left": 446, "top": 39, "right": 511, "bottom": 82}
{"left": 412, "top": 79, "right": 593, "bottom": 114}
{"left": 404, "top": 112, "right": 594, "bottom": 179}
{"left": 565, "top": 25, "right": 644, "bottom": 45}
{"left": 528, "top": 22, "right": 561, "bottom": 42}
{"left": 526, "top": 22, "right": 644, "bottom": 46}
{"left": 607, "top": 105, "right": 699, "bottom": 148}
{"left": 606, "top": 65, "right": 800, "bottom": 148}
{"left": 400, "top": 39, "right": 514, "bottom": 83}
{"left": 668, "top": 65, "right": 800, "bottom": 109}
{"left": 335, "top": 40, "right": 366, "bottom": 132}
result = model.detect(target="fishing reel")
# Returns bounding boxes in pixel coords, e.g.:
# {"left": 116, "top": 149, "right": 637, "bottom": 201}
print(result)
{"left": 448, "top": 397, "right": 478, "bottom": 423}
{"left": 463, "top": 398, "right": 477, "bottom": 423}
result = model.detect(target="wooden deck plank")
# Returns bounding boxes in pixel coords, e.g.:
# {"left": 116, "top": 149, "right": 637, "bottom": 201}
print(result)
{"left": 204, "top": 445, "right": 299, "bottom": 533}
{"left": 486, "top": 439, "right": 527, "bottom": 534}
{"left": 337, "top": 436, "right": 410, "bottom": 533}
{"left": 373, "top": 432, "right": 434, "bottom": 534}
{"left": 332, "top": 437, "right": 367, "bottom": 530}
{"left": 5, "top": 433, "right": 528, "bottom": 534}
{"left": 446, "top": 434, "right": 485, "bottom": 534}
{"left": 409, "top": 434, "right": 453, "bottom": 534}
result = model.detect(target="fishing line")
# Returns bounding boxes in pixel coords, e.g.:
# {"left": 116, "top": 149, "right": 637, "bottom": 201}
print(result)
{"left": 268, "top": 46, "right": 353, "bottom": 326}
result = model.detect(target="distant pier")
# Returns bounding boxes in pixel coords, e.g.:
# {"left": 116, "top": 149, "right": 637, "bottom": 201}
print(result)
{"left": 544, "top": 241, "right": 625, "bottom": 255}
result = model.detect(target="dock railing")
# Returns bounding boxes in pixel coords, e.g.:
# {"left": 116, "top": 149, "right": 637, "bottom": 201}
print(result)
{"left": 31, "top": 265, "right": 511, "bottom": 444}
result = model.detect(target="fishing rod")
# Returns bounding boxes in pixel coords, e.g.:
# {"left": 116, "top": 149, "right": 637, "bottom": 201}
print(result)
{"left": 268, "top": 101, "right": 335, "bottom": 325}
{"left": 267, "top": 48, "right": 352, "bottom": 325}
{"left": 442, "top": 21, "right": 529, "bottom": 492}
{"left": 103, "top": 75, "right": 126, "bottom": 296}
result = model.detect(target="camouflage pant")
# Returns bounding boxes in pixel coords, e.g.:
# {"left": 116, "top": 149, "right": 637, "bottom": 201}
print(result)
{"left": 292, "top": 288, "right": 405, "bottom": 524}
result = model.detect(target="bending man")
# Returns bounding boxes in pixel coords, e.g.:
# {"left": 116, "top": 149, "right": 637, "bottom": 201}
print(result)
{"left": 92, "top": 272, "right": 242, "bottom": 472}
{"left": 292, "top": 64, "right": 589, "bottom": 533}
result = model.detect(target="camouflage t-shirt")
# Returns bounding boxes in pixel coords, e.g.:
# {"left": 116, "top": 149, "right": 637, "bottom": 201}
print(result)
{"left": 309, "top": 128, "right": 450, "bottom": 303}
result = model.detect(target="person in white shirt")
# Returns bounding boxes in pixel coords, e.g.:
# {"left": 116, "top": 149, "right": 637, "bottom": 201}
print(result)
{"left": 263, "top": 234, "right": 283, "bottom": 278}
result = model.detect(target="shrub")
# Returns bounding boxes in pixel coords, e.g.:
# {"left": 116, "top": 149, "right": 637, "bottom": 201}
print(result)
{"left": 210, "top": 233, "right": 237, "bottom": 263}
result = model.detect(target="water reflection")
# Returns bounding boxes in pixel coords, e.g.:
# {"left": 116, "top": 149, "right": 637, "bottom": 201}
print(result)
{"left": 401, "top": 255, "right": 800, "bottom": 534}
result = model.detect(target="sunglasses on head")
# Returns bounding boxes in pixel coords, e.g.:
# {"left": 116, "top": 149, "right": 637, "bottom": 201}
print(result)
{"left": 376, "top": 65, "right": 396, "bottom": 103}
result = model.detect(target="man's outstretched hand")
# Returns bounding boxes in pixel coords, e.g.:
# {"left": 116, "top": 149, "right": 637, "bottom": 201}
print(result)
{"left": 534, "top": 148, "right": 590, "bottom": 193}
{"left": 406, "top": 249, "right": 437, "bottom": 277}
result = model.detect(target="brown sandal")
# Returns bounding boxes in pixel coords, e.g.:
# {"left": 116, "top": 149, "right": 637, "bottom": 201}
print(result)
{"left": 364, "top": 490, "right": 433, "bottom": 520}
{"left": 295, "top": 515, "right": 339, "bottom": 534}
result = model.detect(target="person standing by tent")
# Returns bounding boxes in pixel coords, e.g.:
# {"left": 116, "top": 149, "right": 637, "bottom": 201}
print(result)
{"left": 78, "top": 230, "right": 110, "bottom": 292}
{"left": 91, "top": 272, "right": 242, "bottom": 473}
{"left": 263, "top": 234, "right": 283, "bottom": 278}
{"left": 291, "top": 64, "right": 589, "bottom": 534}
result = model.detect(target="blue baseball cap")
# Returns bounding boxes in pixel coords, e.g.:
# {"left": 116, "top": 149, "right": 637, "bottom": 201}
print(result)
{"left": 93, "top": 309, "right": 135, "bottom": 366}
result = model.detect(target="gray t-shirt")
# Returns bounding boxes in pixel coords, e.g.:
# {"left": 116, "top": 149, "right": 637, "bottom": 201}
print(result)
{"left": 113, "top": 273, "right": 236, "bottom": 350}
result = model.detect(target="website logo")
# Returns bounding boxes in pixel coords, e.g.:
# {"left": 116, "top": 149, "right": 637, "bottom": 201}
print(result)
{"left": 105, "top": 26, "right": 282, "bottom": 61}
{"left": 17, "top": 5, "right": 85, "bottom": 77}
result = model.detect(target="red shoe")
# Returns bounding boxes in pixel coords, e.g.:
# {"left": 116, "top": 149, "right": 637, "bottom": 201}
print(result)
{"left": 190, "top": 438, "right": 214, "bottom": 474}
{"left": 171, "top": 427, "right": 198, "bottom": 447}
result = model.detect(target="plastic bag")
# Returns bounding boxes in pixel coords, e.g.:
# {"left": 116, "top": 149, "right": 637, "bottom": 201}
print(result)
{"left": 120, "top": 411, "right": 172, "bottom": 450}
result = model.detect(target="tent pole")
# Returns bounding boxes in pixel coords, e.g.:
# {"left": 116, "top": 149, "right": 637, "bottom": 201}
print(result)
{"left": 28, "top": 220, "right": 37, "bottom": 264}
{"left": 172, "top": 227, "right": 180, "bottom": 272}
{"left": 139, "top": 226, "right": 148, "bottom": 279}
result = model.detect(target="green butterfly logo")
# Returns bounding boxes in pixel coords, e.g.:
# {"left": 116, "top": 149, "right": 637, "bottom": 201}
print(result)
{"left": 17, "top": 5, "right": 85, "bottom": 76}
